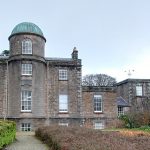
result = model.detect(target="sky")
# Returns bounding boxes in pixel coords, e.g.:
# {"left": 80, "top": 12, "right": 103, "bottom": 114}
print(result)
{"left": 0, "top": 0, "right": 150, "bottom": 82}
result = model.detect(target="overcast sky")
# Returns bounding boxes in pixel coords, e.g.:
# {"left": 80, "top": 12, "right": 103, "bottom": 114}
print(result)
{"left": 0, "top": 0, "right": 150, "bottom": 82}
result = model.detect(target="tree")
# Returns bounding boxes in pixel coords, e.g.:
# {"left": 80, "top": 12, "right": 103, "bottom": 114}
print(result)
{"left": 82, "top": 74, "right": 116, "bottom": 86}
{"left": 1, "top": 50, "right": 9, "bottom": 56}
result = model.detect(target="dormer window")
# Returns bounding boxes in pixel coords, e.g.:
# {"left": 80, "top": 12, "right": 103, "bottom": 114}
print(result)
{"left": 22, "top": 39, "right": 32, "bottom": 54}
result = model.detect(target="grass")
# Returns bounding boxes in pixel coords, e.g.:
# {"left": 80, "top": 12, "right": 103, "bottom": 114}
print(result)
{"left": 35, "top": 126, "right": 150, "bottom": 150}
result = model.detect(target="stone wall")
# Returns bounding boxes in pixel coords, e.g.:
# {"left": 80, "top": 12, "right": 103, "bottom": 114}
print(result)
{"left": 0, "top": 60, "right": 7, "bottom": 118}
{"left": 8, "top": 59, "right": 47, "bottom": 118}
{"left": 9, "top": 34, "right": 45, "bottom": 57}
{"left": 82, "top": 86, "right": 117, "bottom": 128}
{"left": 8, "top": 32, "right": 47, "bottom": 122}
{"left": 47, "top": 59, "right": 82, "bottom": 119}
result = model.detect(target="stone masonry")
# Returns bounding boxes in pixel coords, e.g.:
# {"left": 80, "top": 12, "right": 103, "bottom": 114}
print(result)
{"left": 117, "top": 79, "right": 150, "bottom": 113}
{"left": 2, "top": 22, "right": 149, "bottom": 131}
{"left": 82, "top": 86, "right": 117, "bottom": 128}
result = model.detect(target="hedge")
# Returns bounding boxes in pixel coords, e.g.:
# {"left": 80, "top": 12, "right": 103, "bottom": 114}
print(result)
{"left": 35, "top": 126, "right": 150, "bottom": 150}
{"left": 0, "top": 120, "right": 16, "bottom": 149}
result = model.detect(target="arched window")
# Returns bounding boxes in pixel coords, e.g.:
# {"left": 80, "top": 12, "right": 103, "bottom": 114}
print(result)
{"left": 22, "top": 39, "right": 32, "bottom": 54}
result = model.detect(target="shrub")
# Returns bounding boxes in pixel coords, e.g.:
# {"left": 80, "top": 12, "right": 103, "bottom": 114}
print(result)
{"left": 119, "top": 115, "right": 134, "bottom": 128}
{"left": 0, "top": 120, "right": 16, "bottom": 149}
{"left": 132, "top": 112, "right": 150, "bottom": 127}
{"left": 138, "top": 125, "right": 150, "bottom": 131}
{"left": 119, "top": 111, "right": 150, "bottom": 128}
{"left": 35, "top": 125, "right": 150, "bottom": 150}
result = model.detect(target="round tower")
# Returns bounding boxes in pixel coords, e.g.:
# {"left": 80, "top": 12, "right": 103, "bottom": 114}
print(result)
{"left": 8, "top": 22, "right": 47, "bottom": 130}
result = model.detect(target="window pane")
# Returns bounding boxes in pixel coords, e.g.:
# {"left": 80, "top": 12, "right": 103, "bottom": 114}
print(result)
{"left": 22, "top": 39, "right": 32, "bottom": 54}
{"left": 21, "top": 123, "right": 31, "bottom": 131}
{"left": 118, "top": 106, "right": 124, "bottom": 116}
{"left": 94, "top": 95, "right": 102, "bottom": 112}
{"left": 59, "top": 95, "right": 68, "bottom": 112}
{"left": 21, "top": 91, "right": 32, "bottom": 111}
{"left": 59, "top": 70, "right": 68, "bottom": 80}
{"left": 136, "top": 85, "right": 142, "bottom": 96}
{"left": 94, "top": 122, "right": 104, "bottom": 129}
{"left": 22, "top": 64, "right": 32, "bottom": 75}
{"left": 59, "top": 122, "right": 68, "bottom": 126}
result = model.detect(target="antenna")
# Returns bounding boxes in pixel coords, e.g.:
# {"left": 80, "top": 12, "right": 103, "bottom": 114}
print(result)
{"left": 124, "top": 69, "right": 134, "bottom": 78}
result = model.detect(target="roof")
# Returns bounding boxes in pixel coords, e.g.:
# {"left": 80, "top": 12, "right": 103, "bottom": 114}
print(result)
{"left": 117, "top": 97, "right": 130, "bottom": 107}
{"left": 82, "top": 86, "right": 116, "bottom": 92}
{"left": 117, "top": 78, "right": 150, "bottom": 86}
{"left": 0, "top": 55, "right": 9, "bottom": 59}
{"left": 9, "top": 22, "right": 45, "bottom": 39}
{"left": 45, "top": 57, "right": 73, "bottom": 61}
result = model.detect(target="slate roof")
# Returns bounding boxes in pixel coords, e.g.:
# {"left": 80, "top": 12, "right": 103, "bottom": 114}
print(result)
{"left": 117, "top": 97, "right": 130, "bottom": 107}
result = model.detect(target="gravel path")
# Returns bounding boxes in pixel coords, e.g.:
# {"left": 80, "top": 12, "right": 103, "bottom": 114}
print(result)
{"left": 5, "top": 132, "right": 49, "bottom": 150}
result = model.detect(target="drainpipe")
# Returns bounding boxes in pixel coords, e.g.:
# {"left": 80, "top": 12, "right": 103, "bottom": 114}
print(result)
{"left": 46, "top": 61, "right": 50, "bottom": 125}
{"left": 4, "top": 59, "right": 8, "bottom": 120}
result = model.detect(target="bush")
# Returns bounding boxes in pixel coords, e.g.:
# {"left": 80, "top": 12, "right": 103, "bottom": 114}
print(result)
{"left": 35, "top": 125, "right": 150, "bottom": 150}
{"left": 119, "top": 111, "right": 150, "bottom": 128}
{"left": 0, "top": 120, "right": 16, "bottom": 149}
{"left": 138, "top": 125, "right": 150, "bottom": 131}
{"left": 132, "top": 112, "right": 150, "bottom": 127}
{"left": 119, "top": 115, "right": 134, "bottom": 128}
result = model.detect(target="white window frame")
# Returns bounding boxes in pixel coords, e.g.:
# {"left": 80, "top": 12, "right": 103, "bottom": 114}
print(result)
{"left": 22, "top": 64, "right": 32, "bottom": 75}
{"left": 59, "top": 70, "right": 68, "bottom": 80}
{"left": 94, "top": 122, "right": 104, "bottom": 129}
{"left": 94, "top": 95, "right": 102, "bottom": 112}
{"left": 59, "top": 95, "right": 68, "bottom": 112}
{"left": 59, "top": 122, "right": 68, "bottom": 127}
{"left": 21, "top": 91, "right": 32, "bottom": 112}
{"left": 136, "top": 84, "right": 143, "bottom": 96}
{"left": 22, "top": 39, "right": 32, "bottom": 54}
{"left": 21, "top": 123, "right": 31, "bottom": 131}
{"left": 118, "top": 106, "right": 124, "bottom": 116}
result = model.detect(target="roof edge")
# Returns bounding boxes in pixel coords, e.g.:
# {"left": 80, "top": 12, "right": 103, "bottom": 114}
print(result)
{"left": 8, "top": 32, "right": 46, "bottom": 42}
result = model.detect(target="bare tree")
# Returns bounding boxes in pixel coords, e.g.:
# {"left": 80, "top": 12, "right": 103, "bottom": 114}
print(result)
{"left": 82, "top": 74, "right": 116, "bottom": 86}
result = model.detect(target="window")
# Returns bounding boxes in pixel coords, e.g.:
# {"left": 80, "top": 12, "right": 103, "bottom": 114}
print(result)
{"left": 21, "top": 123, "right": 31, "bottom": 131}
{"left": 22, "top": 39, "right": 32, "bottom": 54}
{"left": 94, "top": 122, "right": 104, "bottom": 129}
{"left": 59, "top": 70, "right": 68, "bottom": 80}
{"left": 94, "top": 95, "right": 102, "bottom": 112}
{"left": 59, "top": 95, "right": 68, "bottom": 112}
{"left": 21, "top": 91, "right": 32, "bottom": 112}
{"left": 118, "top": 106, "right": 124, "bottom": 116}
{"left": 59, "top": 122, "right": 68, "bottom": 127}
{"left": 22, "top": 64, "right": 32, "bottom": 75}
{"left": 136, "top": 84, "right": 143, "bottom": 96}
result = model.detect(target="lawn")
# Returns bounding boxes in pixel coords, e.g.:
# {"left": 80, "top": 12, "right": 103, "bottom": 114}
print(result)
{"left": 35, "top": 126, "right": 150, "bottom": 150}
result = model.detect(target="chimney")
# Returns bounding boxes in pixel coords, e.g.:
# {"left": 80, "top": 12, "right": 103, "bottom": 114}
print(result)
{"left": 72, "top": 47, "right": 78, "bottom": 60}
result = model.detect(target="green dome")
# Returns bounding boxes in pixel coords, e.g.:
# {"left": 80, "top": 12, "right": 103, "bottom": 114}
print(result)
{"left": 10, "top": 22, "right": 44, "bottom": 38}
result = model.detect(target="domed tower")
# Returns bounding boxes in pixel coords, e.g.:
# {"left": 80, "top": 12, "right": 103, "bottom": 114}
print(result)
{"left": 8, "top": 22, "right": 47, "bottom": 130}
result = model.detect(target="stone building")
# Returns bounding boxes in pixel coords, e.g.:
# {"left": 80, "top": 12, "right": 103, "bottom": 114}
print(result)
{"left": 1, "top": 22, "right": 149, "bottom": 131}
{"left": 0, "top": 22, "right": 118, "bottom": 130}
{"left": 82, "top": 86, "right": 117, "bottom": 129}
{"left": 116, "top": 79, "right": 150, "bottom": 114}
